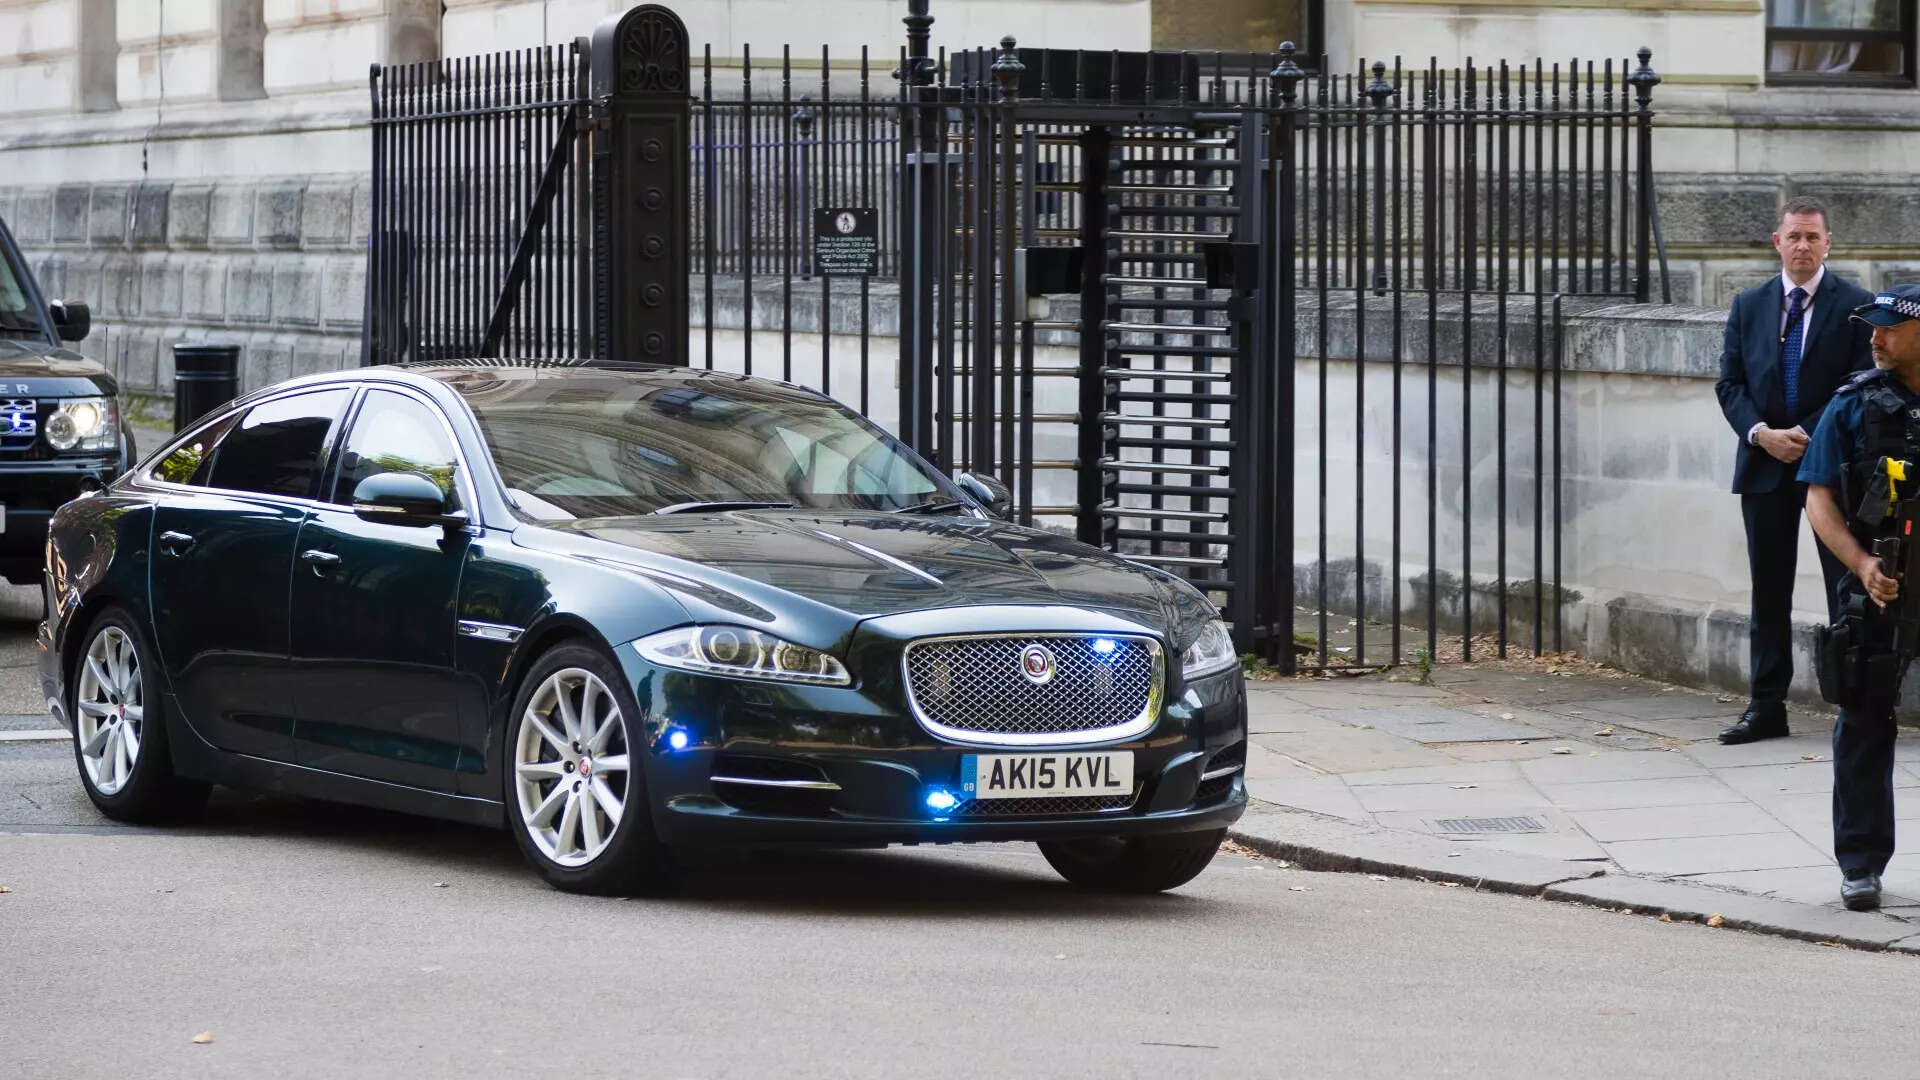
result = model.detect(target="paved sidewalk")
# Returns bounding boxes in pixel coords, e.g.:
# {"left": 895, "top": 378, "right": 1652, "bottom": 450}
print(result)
{"left": 1236, "top": 660, "right": 1920, "bottom": 923}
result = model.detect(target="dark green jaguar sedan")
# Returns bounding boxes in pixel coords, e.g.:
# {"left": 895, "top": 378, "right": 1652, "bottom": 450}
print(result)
{"left": 37, "top": 361, "right": 1248, "bottom": 894}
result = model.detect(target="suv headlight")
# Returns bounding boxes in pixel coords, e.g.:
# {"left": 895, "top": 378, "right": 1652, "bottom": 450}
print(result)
{"left": 634, "top": 626, "right": 852, "bottom": 687}
{"left": 1181, "top": 619, "right": 1238, "bottom": 679}
{"left": 46, "top": 396, "right": 117, "bottom": 453}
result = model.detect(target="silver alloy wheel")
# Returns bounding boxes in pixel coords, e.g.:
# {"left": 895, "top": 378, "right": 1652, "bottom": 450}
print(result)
{"left": 513, "top": 667, "right": 629, "bottom": 868}
{"left": 76, "top": 625, "right": 143, "bottom": 796}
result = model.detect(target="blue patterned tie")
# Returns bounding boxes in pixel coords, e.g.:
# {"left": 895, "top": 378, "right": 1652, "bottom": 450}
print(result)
{"left": 1782, "top": 286, "right": 1808, "bottom": 415}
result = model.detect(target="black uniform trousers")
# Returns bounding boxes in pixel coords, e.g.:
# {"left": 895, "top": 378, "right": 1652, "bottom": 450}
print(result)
{"left": 1833, "top": 696, "right": 1898, "bottom": 879}
{"left": 1742, "top": 484, "right": 1846, "bottom": 705}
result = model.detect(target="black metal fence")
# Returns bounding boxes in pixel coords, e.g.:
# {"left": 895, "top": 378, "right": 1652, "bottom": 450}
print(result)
{"left": 365, "top": 1, "right": 1667, "bottom": 674}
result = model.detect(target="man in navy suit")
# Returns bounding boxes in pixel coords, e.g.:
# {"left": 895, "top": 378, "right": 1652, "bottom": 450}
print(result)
{"left": 1714, "top": 196, "right": 1875, "bottom": 743}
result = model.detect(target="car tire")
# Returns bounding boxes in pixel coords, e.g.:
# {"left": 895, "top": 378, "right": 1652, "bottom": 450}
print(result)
{"left": 503, "top": 641, "right": 667, "bottom": 895}
{"left": 71, "top": 607, "right": 210, "bottom": 822}
{"left": 1038, "top": 829, "right": 1225, "bottom": 894}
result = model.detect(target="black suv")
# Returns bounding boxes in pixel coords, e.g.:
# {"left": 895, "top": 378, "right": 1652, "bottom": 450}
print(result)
{"left": 0, "top": 212, "right": 136, "bottom": 584}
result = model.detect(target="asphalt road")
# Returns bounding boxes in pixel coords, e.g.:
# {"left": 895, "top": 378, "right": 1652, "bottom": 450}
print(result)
{"left": 3, "top": 583, "right": 1918, "bottom": 1079}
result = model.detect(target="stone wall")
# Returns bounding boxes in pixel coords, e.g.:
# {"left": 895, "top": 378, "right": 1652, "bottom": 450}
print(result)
{"left": 0, "top": 175, "right": 370, "bottom": 400}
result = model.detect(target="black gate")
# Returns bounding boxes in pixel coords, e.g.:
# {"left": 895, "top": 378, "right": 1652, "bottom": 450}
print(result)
{"left": 364, "top": 1, "right": 1665, "bottom": 674}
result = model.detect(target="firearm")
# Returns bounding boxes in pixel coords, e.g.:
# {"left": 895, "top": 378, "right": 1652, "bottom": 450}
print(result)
{"left": 1820, "top": 457, "right": 1920, "bottom": 708}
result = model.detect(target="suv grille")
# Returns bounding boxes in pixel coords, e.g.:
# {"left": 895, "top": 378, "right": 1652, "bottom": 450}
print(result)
{"left": 902, "top": 633, "right": 1164, "bottom": 745}
{"left": 0, "top": 398, "right": 39, "bottom": 453}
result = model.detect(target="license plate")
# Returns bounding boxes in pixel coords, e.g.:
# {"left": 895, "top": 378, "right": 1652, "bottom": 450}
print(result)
{"left": 960, "top": 751, "right": 1133, "bottom": 800}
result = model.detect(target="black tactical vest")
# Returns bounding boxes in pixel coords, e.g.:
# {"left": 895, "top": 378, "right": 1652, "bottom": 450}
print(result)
{"left": 1843, "top": 370, "right": 1920, "bottom": 542}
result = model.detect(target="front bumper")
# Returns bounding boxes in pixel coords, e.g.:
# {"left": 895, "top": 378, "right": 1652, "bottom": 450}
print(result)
{"left": 619, "top": 644, "right": 1249, "bottom": 848}
{"left": 0, "top": 456, "right": 118, "bottom": 579}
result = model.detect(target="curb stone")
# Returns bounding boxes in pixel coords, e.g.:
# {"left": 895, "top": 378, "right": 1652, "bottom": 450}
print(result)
{"left": 1229, "top": 806, "right": 1920, "bottom": 955}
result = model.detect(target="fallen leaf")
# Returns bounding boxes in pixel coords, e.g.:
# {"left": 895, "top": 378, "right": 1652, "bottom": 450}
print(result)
{"left": 1715, "top": 694, "right": 1736, "bottom": 703}
{"left": 1450, "top": 783, "right": 1478, "bottom": 790}
{"left": 1437, "top": 881, "right": 1463, "bottom": 888}
{"left": 1619, "top": 908, "right": 1634, "bottom": 915}
{"left": 1802, "top": 754, "right": 1827, "bottom": 762}
{"left": 1482, "top": 698, "right": 1495, "bottom": 704}
{"left": 1499, "top": 712, "right": 1516, "bottom": 721}
{"left": 0, "top": 885, "right": 10, "bottom": 894}
{"left": 1054, "top": 954, "right": 1066, "bottom": 960}
{"left": 1594, "top": 727, "right": 1614, "bottom": 737}
{"left": 1659, "top": 914, "right": 1673, "bottom": 923}
{"left": 1288, "top": 885, "right": 1310, "bottom": 892}
{"left": 433, "top": 882, "right": 449, "bottom": 889}
{"left": 419, "top": 966, "right": 443, "bottom": 973}
{"left": 1368, "top": 874, "right": 1390, "bottom": 882}
{"left": 1706, "top": 914, "right": 1726, "bottom": 928}
{"left": 192, "top": 1032, "right": 214, "bottom": 1045}
{"left": 1551, "top": 747, "right": 1573, "bottom": 755}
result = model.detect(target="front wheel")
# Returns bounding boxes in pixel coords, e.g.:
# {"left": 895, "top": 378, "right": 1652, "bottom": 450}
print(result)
{"left": 504, "top": 642, "right": 666, "bottom": 895}
{"left": 1038, "top": 829, "right": 1225, "bottom": 894}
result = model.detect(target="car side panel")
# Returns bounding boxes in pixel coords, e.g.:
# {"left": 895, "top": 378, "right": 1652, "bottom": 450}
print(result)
{"left": 449, "top": 529, "right": 693, "bottom": 801}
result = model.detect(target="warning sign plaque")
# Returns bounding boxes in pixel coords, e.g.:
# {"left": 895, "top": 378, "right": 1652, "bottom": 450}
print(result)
{"left": 812, "top": 208, "right": 879, "bottom": 276}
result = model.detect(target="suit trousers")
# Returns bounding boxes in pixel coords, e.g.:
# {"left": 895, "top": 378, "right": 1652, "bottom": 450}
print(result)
{"left": 1741, "top": 485, "right": 1845, "bottom": 705}
{"left": 1833, "top": 698, "right": 1899, "bottom": 879}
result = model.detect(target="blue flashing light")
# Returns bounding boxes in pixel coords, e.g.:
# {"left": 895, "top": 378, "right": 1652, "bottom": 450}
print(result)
{"left": 1092, "top": 637, "right": 1118, "bottom": 655}
{"left": 666, "top": 730, "right": 690, "bottom": 751}
{"left": 925, "top": 789, "right": 959, "bottom": 813}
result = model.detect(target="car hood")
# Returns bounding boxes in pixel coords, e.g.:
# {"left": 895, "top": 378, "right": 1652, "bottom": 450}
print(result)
{"left": 538, "top": 509, "right": 1193, "bottom": 633}
{"left": 0, "top": 338, "right": 117, "bottom": 396}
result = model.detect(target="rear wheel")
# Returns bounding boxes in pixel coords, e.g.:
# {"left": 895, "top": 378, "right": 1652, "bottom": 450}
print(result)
{"left": 71, "top": 608, "right": 209, "bottom": 821}
{"left": 504, "top": 642, "right": 666, "bottom": 895}
{"left": 1038, "top": 829, "right": 1225, "bottom": 894}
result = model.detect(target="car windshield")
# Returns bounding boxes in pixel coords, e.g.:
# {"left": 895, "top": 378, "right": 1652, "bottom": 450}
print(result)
{"left": 0, "top": 242, "right": 41, "bottom": 335}
{"left": 442, "top": 369, "right": 949, "bottom": 520}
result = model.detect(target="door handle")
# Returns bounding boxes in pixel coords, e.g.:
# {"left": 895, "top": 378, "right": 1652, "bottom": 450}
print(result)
{"left": 157, "top": 531, "right": 195, "bottom": 556}
{"left": 300, "top": 549, "right": 342, "bottom": 575}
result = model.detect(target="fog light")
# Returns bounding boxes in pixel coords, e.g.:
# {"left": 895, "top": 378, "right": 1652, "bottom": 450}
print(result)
{"left": 1092, "top": 637, "right": 1118, "bottom": 655}
{"left": 925, "top": 789, "right": 958, "bottom": 813}
{"left": 666, "top": 730, "right": 689, "bottom": 751}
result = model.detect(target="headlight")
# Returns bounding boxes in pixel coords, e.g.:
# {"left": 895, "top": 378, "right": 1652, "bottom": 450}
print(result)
{"left": 46, "top": 396, "right": 117, "bottom": 453}
{"left": 634, "top": 626, "right": 852, "bottom": 686}
{"left": 1181, "top": 619, "right": 1238, "bottom": 679}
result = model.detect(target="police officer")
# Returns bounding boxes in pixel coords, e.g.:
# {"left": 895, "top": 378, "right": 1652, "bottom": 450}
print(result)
{"left": 1799, "top": 283, "right": 1920, "bottom": 911}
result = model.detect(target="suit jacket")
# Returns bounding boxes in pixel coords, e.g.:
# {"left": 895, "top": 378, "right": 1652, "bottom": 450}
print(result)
{"left": 1715, "top": 272, "right": 1874, "bottom": 494}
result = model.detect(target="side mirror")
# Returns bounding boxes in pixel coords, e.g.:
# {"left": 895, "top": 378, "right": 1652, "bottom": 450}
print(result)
{"left": 49, "top": 300, "right": 90, "bottom": 343}
{"left": 953, "top": 470, "right": 1013, "bottom": 520}
{"left": 352, "top": 471, "right": 463, "bottom": 528}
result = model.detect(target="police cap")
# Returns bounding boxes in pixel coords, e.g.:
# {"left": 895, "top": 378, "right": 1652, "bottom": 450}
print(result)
{"left": 1852, "top": 283, "right": 1920, "bottom": 327}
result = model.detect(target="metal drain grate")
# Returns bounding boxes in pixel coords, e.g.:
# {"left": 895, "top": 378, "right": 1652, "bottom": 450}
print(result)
{"left": 1429, "top": 815, "right": 1547, "bottom": 835}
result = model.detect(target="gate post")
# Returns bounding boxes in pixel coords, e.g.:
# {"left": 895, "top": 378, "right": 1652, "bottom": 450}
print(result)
{"left": 896, "top": 0, "right": 941, "bottom": 461}
{"left": 1268, "top": 44, "right": 1305, "bottom": 671}
{"left": 591, "top": 4, "right": 691, "bottom": 365}
{"left": 1627, "top": 47, "right": 1660, "bottom": 305}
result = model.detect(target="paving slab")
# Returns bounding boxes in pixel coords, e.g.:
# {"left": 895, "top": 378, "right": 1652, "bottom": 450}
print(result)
{"left": 1601, "top": 832, "right": 1830, "bottom": 876}
{"left": 1339, "top": 761, "right": 1524, "bottom": 787}
{"left": 1518, "top": 750, "right": 1711, "bottom": 786}
{"left": 1535, "top": 776, "right": 1745, "bottom": 811}
{"left": 1579, "top": 694, "right": 1747, "bottom": 722}
{"left": 1686, "top": 867, "right": 1866, "bottom": 906}
{"left": 1241, "top": 776, "right": 1372, "bottom": 824}
{"left": 1322, "top": 705, "right": 1542, "bottom": 743}
{"left": 1349, "top": 781, "right": 1552, "bottom": 815}
{"left": 1682, "top": 736, "right": 1836, "bottom": 768}
{"left": 1242, "top": 742, "right": 1325, "bottom": 782}
{"left": 1569, "top": 802, "right": 1784, "bottom": 843}
{"left": 1248, "top": 727, "right": 1456, "bottom": 774}
{"left": 1231, "top": 805, "right": 1603, "bottom": 894}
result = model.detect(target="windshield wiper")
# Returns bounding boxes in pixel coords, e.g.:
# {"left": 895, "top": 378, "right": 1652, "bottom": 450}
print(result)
{"left": 888, "top": 498, "right": 970, "bottom": 515}
{"left": 651, "top": 500, "right": 794, "bottom": 515}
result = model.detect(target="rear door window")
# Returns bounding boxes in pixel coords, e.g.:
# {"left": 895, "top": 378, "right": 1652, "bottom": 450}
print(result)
{"left": 204, "top": 389, "right": 352, "bottom": 500}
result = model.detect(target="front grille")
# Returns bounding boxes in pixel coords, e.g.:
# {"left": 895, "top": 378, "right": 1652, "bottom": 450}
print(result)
{"left": 903, "top": 633, "right": 1163, "bottom": 743}
{"left": 0, "top": 399, "right": 39, "bottom": 453}
{"left": 951, "top": 791, "right": 1137, "bottom": 817}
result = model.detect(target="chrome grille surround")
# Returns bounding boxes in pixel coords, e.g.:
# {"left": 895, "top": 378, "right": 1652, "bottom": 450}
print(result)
{"left": 901, "top": 632, "right": 1165, "bottom": 747}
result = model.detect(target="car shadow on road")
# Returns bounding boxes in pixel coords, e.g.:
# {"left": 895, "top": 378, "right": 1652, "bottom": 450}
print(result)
{"left": 173, "top": 789, "right": 1229, "bottom": 917}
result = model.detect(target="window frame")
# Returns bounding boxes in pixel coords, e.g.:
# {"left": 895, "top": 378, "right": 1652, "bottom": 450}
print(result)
{"left": 1765, "top": 0, "right": 1916, "bottom": 88}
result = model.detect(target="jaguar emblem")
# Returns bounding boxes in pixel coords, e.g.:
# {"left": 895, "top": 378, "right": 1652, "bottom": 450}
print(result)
{"left": 1019, "top": 643, "right": 1056, "bottom": 686}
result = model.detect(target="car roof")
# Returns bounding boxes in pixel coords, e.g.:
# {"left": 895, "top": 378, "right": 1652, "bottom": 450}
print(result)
{"left": 239, "top": 359, "right": 821, "bottom": 401}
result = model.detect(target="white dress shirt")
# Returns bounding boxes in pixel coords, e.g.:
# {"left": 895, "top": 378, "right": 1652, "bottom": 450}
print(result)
{"left": 1747, "top": 265, "right": 1826, "bottom": 446}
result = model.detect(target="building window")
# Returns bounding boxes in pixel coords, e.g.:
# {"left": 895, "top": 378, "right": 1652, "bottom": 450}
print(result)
{"left": 1766, "top": 0, "right": 1914, "bottom": 87}
{"left": 1151, "top": 0, "right": 1322, "bottom": 65}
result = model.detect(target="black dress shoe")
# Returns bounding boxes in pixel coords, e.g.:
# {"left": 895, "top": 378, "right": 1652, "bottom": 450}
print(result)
{"left": 1718, "top": 704, "right": 1788, "bottom": 745}
{"left": 1842, "top": 873, "right": 1882, "bottom": 912}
